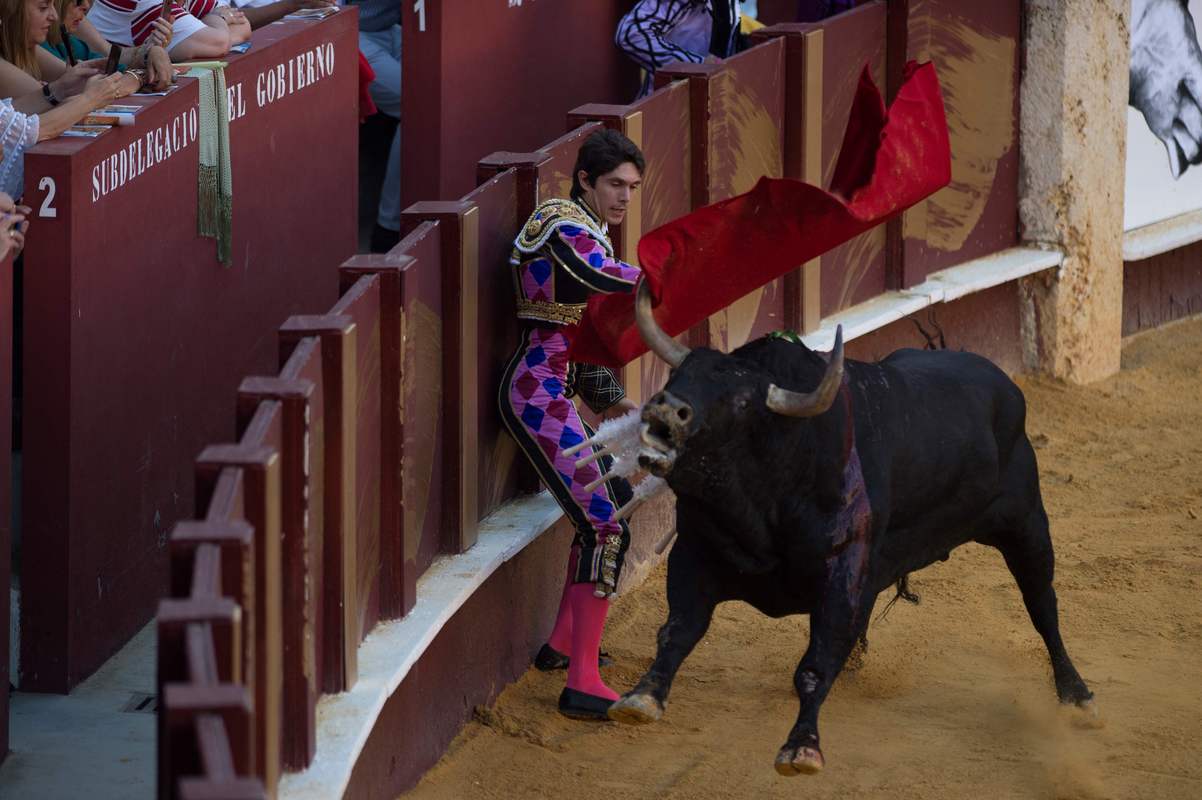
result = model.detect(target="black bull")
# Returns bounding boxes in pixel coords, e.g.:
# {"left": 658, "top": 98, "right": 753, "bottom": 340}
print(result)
{"left": 609, "top": 283, "right": 1096, "bottom": 775}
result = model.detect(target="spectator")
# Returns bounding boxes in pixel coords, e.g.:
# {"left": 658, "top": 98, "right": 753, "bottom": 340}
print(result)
{"left": 0, "top": 58, "right": 131, "bottom": 198}
{"left": 44, "top": 0, "right": 174, "bottom": 91}
{"left": 616, "top": 0, "right": 741, "bottom": 98}
{"left": 230, "top": 0, "right": 335, "bottom": 31}
{"left": 350, "top": 0, "right": 399, "bottom": 253}
{"left": 0, "top": 192, "right": 28, "bottom": 261}
{"left": 87, "top": 0, "right": 244, "bottom": 59}
{"left": 0, "top": 0, "right": 158, "bottom": 96}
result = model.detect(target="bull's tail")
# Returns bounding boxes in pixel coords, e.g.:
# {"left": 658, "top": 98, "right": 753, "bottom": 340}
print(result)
{"left": 911, "top": 310, "right": 947, "bottom": 350}
{"left": 875, "top": 574, "right": 921, "bottom": 622}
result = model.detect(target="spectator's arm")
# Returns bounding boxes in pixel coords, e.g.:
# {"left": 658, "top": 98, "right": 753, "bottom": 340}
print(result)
{"left": 0, "top": 59, "right": 47, "bottom": 111}
{"left": 615, "top": 0, "right": 706, "bottom": 73}
{"left": 239, "top": 1, "right": 291, "bottom": 28}
{"left": 169, "top": 22, "right": 230, "bottom": 58}
{"left": 225, "top": 13, "right": 252, "bottom": 45}
{"left": 239, "top": 0, "right": 333, "bottom": 29}
{"left": 37, "top": 73, "right": 138, "bottom": 140}
{"left": 35, "top": 47, "right": 70, "bottom": 81}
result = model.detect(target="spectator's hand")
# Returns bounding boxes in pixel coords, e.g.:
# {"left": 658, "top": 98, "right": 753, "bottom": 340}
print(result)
{"left": 49, "top": 60, "right": 103, "bottom": 99}
{"left": 703, "top": 53, "right": 724, "bottom": 65}
{"left": 147, "top": 17, "right": 174, "bottom": 49}
{"left": 228, "top": 9, "right": 248, "bottom": 25}
{"left": 83, "top": 73, "right": 132, "bottom": 108}
{"left": 1130, "top": 0, "right": 1202, "bottom": 177}
{"left": 146, "top": 46, "right": 174, "bottom": 91}
{"left": 0, "top": 199, "right": 28, "bottom": 261}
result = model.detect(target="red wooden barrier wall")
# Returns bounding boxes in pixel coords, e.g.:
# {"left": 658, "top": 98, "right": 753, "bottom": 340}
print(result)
{"left": 0, "top": 255, "right": 11, "bottom": 763}
{"left": 401, "top": 0, "right": 639, "bottom": 206}
{"left": 20, "top": 12, "right": 359, "bottom": 693}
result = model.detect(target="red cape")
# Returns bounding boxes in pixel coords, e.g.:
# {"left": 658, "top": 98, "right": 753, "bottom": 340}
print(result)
{"left": 566, "top": 61, "right": 951, "bottom": 368}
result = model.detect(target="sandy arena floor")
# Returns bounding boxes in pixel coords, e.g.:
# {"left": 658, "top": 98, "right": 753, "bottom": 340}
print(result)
{"left": 404, "top": 317, "right": 1202, "bottom": 800}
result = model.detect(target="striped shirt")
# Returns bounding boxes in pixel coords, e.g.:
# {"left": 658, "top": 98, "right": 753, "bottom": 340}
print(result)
{"left": 616, "top": 0, "right": 740, "bottom": 96}
{"left": 87, "top": 0, "right": 219, "bottom": 48}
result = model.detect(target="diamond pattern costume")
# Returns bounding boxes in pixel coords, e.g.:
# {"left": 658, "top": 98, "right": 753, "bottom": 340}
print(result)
{"left": 498, "top": 198, "right": 641, "bottom": 595}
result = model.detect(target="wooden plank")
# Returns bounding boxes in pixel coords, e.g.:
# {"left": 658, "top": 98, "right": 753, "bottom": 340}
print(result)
{"left": 400, "top": 203, "right": 480, "bottom": 554}
{"left": 276, "top": 338, "right": 327, "bottom": 694}
{"left": 279, "top": 315, "right": 359, "bottom": 692}
{"left": 566, "top": 104, "right": 647, "bottom": 402}
{"left": 394, "top": 224, "right": 446, "bottom": 576}
{"left": 195, "top": 422, "right": 283, "bottom": 797}
{"left": 235, "top": 376, "right": 319, "bottom": 772}
{"left": 162, "top": 684, "right": 254, "bottom": 799}
{"left": 329, "top": 277, "right": 384, "bottom": 641}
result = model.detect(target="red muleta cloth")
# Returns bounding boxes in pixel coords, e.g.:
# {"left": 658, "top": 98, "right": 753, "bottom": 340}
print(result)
{"left": 566, "top": 60, "right": 952, "bottom": 369}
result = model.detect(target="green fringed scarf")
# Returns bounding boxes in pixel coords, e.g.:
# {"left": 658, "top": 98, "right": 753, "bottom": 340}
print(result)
{"left": 189, "top": 63, "right": 233, "bottom": 266}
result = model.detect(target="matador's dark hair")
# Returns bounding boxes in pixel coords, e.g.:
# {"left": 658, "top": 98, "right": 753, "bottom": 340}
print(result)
{"left": 571, "top": 128, "right": 645, "bottom": 201}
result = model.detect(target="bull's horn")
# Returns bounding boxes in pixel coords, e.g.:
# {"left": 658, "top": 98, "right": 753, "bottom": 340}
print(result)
{"left": 766, "top": 325, "right": 845, "bottom": 418}
{"left": 635, "top": 280, "right": 690, "bottom": 368}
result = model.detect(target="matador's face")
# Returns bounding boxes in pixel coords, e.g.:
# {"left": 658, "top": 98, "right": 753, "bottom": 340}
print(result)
{"left": 580, "top": 162, "right": 642, "bottom": 227}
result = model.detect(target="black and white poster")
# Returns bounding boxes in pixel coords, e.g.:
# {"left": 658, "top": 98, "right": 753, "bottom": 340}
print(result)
{"left": 1127, "top": 0, "right": 1202, "bottom": 230}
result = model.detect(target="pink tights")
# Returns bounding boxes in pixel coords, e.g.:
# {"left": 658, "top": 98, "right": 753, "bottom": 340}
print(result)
{"left": 547, "top": 548, "right": 618, "bottom": 700}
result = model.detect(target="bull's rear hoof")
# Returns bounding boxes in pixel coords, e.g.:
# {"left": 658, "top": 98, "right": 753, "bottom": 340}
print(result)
{"left": 774, "top": 745, "right": 824, "bottom": 776}
{"left": 607, "top": 692, "right": 663, "bottom": 725}
{"left": 1068, "top": 697, "right": 1105, "bottom": 730}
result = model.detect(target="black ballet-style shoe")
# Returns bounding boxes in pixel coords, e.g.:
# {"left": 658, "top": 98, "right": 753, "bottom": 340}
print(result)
{"left": 533, "top": 643, "right": 614, "bottom": 671}
{"left": 557, "top": 687, "right": 616, "bottom": 721}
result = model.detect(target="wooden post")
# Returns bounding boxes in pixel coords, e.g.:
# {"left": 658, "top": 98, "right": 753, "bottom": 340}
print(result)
{"left": 884, "top": 0, "right": 910, "bottom": 290}
{"left": 399, "top": 201, "right": 481, "bottom": 553}
{"left": 279, "top": 315, "right": 359, "bottom": 693}
{"left": 656, "top": 63, "right": 723, "bottom": 348}
{"left": 162, "top": 684, "right": 255, "bottom": 800}
{"left": 235, "top": 377, "right": 318, "bottom": 771}
{"left": 477, "top": 152, "right": 550, "bottom": 221}
{"left": 194, "top": 444, "right": 282, "bottom": 797}
{"left": 753, "top": 24, "right": 825, "bottom": 332}
{"left": 565, "top": 104, "right": 647, "bottom": 403}
{"left": 337, "top": 254, "right": 418, "bottom": 619}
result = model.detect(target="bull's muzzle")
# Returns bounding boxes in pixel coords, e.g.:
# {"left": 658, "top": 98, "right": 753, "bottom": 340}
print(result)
{"left": 638, "top": 391, "right": 691, "bottom": 476}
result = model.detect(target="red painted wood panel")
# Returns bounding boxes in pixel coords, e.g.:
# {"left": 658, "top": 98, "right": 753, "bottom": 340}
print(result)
{"left": 706, "top": 39, "right": 789, "bottom": 350}
{"left": 20, "top": 13, "right": 359, "bottom": 692}
{"left": 1123, "top": 247, "right": 1202, "bottom": 336}
{"left": 329, "top": 277, "right": 383, "bottom": 641}
{"left": 401, "top": 1, "right": 638, "bottom": 205}
{"left": 0, "top": 254, "right": 11, "bottom": 763}
{"left": 463, "top": 173, "right": 523, "bottom": 520}
{"left": 396, "top": 223, "right": 445, "bottom": 577}
{"left": 278, "top": 339, "right": 326, "bottom": 696}
{"left": 817, "top": 2, "right": 888, "bottom": 315}
{"left": 537, "top": 124, "right": 604, "bottom": 204}
{"left": 901, "top": 0, "right": 1021, "bottom": 284}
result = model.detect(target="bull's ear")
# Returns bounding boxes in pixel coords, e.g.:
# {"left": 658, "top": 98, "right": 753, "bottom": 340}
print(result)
{"left": 765, "top": 325, "right": 844, "bottom": 418}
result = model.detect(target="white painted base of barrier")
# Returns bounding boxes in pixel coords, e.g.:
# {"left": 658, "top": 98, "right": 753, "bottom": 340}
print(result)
{"left": 801, "top": 246, "right": 1063, "bottom": 351}
{"left": 281, "top": 243, "right": 1065, "bottom": 799}
{"left": 1123, "top": 209, "right": 1202, "bottom": 262}
{"left": 278, "top": 491, "right": 563, "bottom": 800}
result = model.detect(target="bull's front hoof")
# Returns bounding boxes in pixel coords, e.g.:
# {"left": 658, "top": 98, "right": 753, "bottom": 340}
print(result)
{"left": 1067, "top": 697, "right": 1105, "bottom": 730}
{"left": 774, "top": 745, "right": 825, "bottom": 776}
{"left": 607, "top": 692, "right": 663, "bottom": 725}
